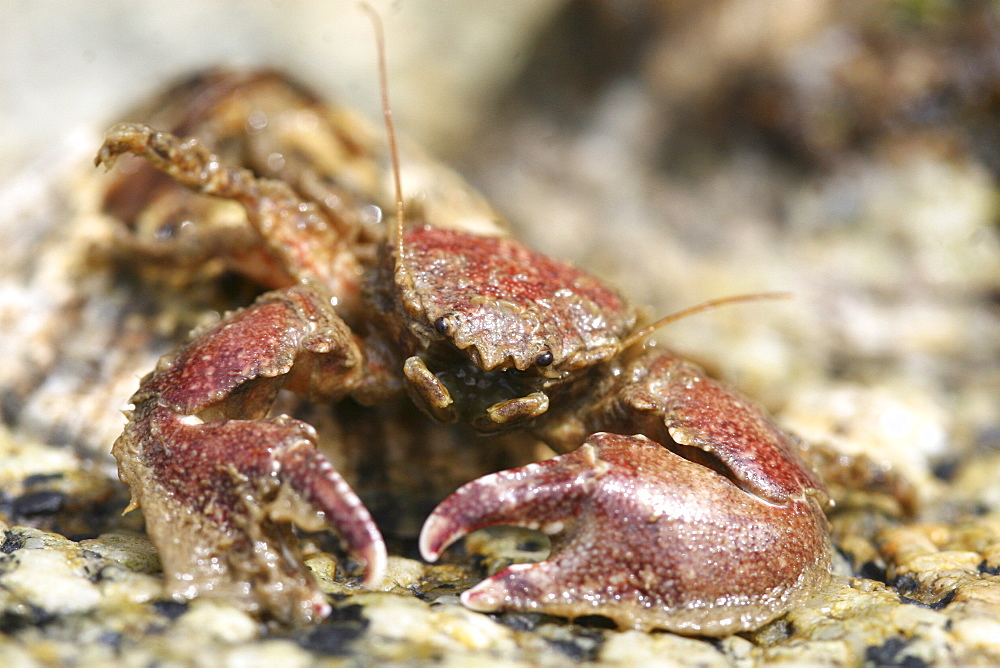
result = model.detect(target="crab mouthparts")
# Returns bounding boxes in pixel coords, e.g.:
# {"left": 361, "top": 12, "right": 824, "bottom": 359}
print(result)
{"left": 425, "top": 357, "right": 550, "bottom": 430}
{"left": 473, "top": 391, "right": 550, "bottom": 431}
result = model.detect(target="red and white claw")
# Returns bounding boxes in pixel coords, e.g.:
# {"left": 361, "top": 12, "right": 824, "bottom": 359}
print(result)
{"left": 420, "top": 432, "right": 830, "bottom": 636}
{"left": 275, "top": 437, "right": 388, "bottom": 589}
{"left": 116, "top": 404, "right": 388, "bottom": 624}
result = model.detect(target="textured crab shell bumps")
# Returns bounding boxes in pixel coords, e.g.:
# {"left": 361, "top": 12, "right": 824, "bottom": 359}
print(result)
{"left": 403, "top": 226, "right": 635, "bottom": 371}
{"left": 420, "top": 432, "right": 831, "bottom": 635}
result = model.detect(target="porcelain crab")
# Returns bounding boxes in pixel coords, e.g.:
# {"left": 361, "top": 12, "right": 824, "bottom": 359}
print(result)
{"left": 95, "top": 67, "right": 830, "bottom": 636}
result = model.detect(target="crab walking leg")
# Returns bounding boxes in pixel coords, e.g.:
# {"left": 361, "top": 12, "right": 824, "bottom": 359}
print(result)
{"left": 421, "top": 352, "right": 831, "bottom": 635}
{"left": 96, "top": 122, "right": 362, "bottom": 304}
{"left": 114, "top": 285, "right": 387, "bottom": 624}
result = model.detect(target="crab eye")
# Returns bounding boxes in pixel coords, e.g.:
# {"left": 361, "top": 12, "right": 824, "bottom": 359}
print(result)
{"left": 535, "top": 350, "right": 554, "bottom": 367}
{"left": 434, "top": 315, "right": 453, "bottom": 336}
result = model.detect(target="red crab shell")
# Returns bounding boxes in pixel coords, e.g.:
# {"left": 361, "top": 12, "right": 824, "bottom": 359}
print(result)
{"left": 400, "top": 225, "right": 636, "bottom": 373}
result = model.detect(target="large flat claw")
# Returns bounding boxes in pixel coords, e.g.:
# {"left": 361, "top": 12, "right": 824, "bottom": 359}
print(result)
{"left": 111, "top": 285, "right": 390, "bottom": 624}
{"left": 116, "top": 405, "right": 387, "bottom": 625}
{"left": 420, "top": 432, "right": 829, "bottom": 635}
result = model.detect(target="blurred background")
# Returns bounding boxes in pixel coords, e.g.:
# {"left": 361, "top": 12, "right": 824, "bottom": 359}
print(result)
{"left": 0, "top": 0, "right": 561, "bottom": 182}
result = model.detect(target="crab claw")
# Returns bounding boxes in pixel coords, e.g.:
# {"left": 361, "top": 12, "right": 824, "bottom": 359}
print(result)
{"left": 116, "top": 404, "right": 388, "bottom": 625}
{"left": 272, "top": 429, "right": 389, "bottom": 590}
{"left": 420, "top": 432, "right": 829, "bottom": 635}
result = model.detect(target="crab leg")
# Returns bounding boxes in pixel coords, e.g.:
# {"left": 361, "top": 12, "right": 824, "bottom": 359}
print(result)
{"left": 421, "top": 352, "right": 831, "bottom": 635}
{"left": 97, "top": 122, "right": 362, "bottom": 305}
{"left": 114, "top": 285, "right": 388, "bottom": 624}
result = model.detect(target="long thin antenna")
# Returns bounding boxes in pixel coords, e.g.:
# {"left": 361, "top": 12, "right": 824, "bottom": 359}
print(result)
{"left": 620, "top": 292, "right": 792, "bottom": 350}
{"left": 361, "top": 4, "right": 406, "bottom": 265}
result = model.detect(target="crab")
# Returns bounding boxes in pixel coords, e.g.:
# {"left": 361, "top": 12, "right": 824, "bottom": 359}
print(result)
{"left": 94, "top": 65, "right": 831, "bottom": 635}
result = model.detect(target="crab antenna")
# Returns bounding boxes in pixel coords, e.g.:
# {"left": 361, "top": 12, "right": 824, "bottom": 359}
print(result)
{"left": 362, "top": 5, "right": 407, "bottom": 269}
{"left": 620, "top": 292, "right": 792, "bottom": 351}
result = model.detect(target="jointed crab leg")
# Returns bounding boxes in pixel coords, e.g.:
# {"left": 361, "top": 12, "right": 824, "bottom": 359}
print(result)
{"left": 113, "top": 285, "right": 389, "bottom": 623}
{"left": 97, "top": 122, "right": 363, "bottom": 304}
